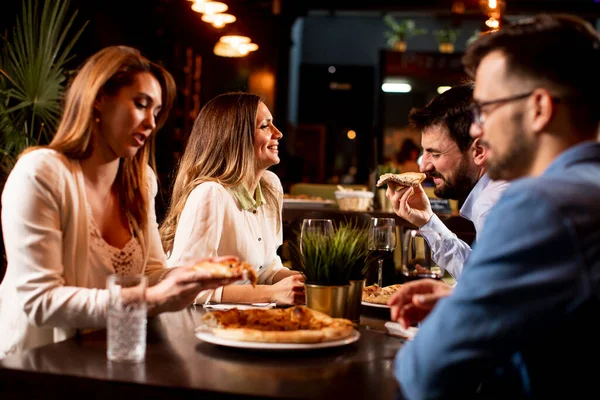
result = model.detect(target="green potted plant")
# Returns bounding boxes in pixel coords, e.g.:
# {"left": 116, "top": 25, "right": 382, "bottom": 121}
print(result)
{"left": 383, "top": 15, "right": 427, "bottom": 52}
{"left": 0, "top": 0, "right": 87, "bottom": 185}
{"left": 294, "top": 220, "right": 369, "bottom": 319}
{"left": 434, "top": 28, "right": 460, "bottom": 54}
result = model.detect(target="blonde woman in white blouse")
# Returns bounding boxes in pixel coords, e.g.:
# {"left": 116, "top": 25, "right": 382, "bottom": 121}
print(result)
{"left": 0, "top": 47, "right": 239, "bottom": 358}
{"left": 160, "top": 92, "right": 304, "bottom": 305}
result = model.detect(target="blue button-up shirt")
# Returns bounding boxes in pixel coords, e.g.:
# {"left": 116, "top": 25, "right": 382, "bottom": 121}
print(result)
{"left": 395, "top": 141, "right": 600, "bottom": 399}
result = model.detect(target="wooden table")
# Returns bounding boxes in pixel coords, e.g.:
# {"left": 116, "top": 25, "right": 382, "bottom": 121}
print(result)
{"left": 0, "top": 306, "right": 406, "bottom": 399}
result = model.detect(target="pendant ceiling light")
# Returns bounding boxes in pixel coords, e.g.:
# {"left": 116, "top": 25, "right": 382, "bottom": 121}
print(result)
{"left": 201, "top": 13, "right": 236, "bottom": 28}
{"left": 214, "top": 36, "right": 259, "bottom": 58}
{"left": 191, "top": 1, "right": 228, "bottom": 15}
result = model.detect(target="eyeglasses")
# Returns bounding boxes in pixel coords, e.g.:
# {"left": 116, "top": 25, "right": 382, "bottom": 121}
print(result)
{"left": 471, "top": 91, "right": 534, "bottom": 127}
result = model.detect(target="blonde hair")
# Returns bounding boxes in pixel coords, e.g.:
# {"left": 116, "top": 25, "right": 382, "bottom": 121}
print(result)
{"left": 160, "top": 92, "right": 281, "bottom": 254}
{"left": 29, "top": 46, "right": 176, "bottom": 232}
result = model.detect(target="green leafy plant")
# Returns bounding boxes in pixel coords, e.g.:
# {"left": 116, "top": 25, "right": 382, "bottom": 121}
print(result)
{"left": 466, "top": 29, "right": 482, "bottom": 46}
{"left": 383, "top": 15, "right": 427, "bottom": 47}
{"left": 0, "top": 0, "right": 87, "bottom": 177}
{"left": 293, "top": 221, "right": 369, "bottom": 286}
{"left": 434, "top": 28, "right": 460, "bottom": 44}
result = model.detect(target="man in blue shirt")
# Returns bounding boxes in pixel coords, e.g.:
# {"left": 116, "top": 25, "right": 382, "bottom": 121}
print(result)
{"left": 391, "top": 14, "right": 600, "bottom": 399}
{"left": 387, "top": 83, "right": 508, "bottom": 280}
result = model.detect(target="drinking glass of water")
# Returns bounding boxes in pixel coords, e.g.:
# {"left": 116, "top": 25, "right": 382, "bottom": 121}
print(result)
{"left": 107, "top": 274, "right": 148, "bottom": 363}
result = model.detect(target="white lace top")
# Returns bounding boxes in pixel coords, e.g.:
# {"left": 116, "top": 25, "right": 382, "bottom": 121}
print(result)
{"left": 87, "top": 203, "right": 144, "bottom": 277}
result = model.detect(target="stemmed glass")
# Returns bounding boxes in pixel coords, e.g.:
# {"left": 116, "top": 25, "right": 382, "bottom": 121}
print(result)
{"left": 401, "top": 229, "right": 441, "bottom": 281}
{"left": 300, "top": 219, "right": 334, "bottom": 255}
{"left": 367, "top": 218, "right": 396, "bottom": 287}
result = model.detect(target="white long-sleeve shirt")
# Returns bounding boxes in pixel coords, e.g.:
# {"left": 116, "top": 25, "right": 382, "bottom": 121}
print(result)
{"left": 419, "top": 174, "right": 509, "bottom": 280}
{"left": 0, "top": 149, "right": 167, "bottom": 358}
{"left": 166, "top": 171, "right": 285, "bottom": 303}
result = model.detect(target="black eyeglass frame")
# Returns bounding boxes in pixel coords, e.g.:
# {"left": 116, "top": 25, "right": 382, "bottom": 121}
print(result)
{"left": 471, "top": 91, "right": 535, "bottom": 126}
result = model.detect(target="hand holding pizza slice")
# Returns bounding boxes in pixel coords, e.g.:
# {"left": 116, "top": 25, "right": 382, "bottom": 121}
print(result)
{"left": 189, "top": 257, "right": 258, "bottom": 287}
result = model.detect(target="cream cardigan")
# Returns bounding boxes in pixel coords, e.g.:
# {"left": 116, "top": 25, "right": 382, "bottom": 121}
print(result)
{"left": 0, "top": 149, "right": 167, "bottom": 358}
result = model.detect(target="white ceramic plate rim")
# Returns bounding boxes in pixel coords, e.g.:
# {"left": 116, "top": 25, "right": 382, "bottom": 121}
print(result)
{"left": 361, "top": 300, "right": 390, "bottom": 309}
{"left": 195, "top": 329, "right": 360, "bottom": 350}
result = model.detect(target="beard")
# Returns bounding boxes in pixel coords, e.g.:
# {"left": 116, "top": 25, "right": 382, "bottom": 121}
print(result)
{"left": 486, "top": 113, "right": 536, "bottom": 181}
{"left": 431, "top": 156, "right": 477, "bottom": 201}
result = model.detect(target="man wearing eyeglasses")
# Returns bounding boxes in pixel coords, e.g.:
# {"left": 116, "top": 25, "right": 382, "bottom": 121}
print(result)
{"left": 387, "top": 83, "right": 509, "bottom": 281}
{"left": 392, "top": 14, "right": 600, "bottom": 399}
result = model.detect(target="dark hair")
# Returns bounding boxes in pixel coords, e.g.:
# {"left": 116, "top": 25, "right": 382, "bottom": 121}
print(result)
{"left": 408, "top": 82, "right": 475, "bottom": 152}
{"left": 463, "top": 14, "right": 600, "bottom": 129}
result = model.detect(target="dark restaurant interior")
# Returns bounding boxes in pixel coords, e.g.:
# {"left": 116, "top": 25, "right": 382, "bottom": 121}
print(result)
{"left": 1, "top": 1, "right": 600, "bottom": 397}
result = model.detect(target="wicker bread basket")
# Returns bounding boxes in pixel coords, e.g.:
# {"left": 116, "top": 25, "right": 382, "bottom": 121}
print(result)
{"left": 334, "top": 190, "right": 374, "bottom": 211}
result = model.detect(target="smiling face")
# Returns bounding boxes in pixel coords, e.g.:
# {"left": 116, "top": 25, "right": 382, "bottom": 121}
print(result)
{"left": 94, "top": 72, "right": 163, "bottom": 160}
{"left": 254, "top": 102, "right": 283, "bottom": 171}
{"left": 470, "top": 51, "right": 536, "bottom": 181}
{"left": 420, "top": 124, "right": 479, "bottom": 200}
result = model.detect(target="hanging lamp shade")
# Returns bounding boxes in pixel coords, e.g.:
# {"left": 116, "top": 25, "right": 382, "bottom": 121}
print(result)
{"left": 238, "top": 42, "right": 259, "bottom": 55}
{"left": 213, "top": 42, "right": 244, "bottom": 57}
{"left": 191, "top": 1, "right": 228, "bottom": 14}
{"left": 214, "top": 36, "right": 259, "bottom": 58}
{"left": 201, "top": 13, "right": 236, "bottom": 28}
{"left": 219, "top": 35, "right": 251, "bottom": 45}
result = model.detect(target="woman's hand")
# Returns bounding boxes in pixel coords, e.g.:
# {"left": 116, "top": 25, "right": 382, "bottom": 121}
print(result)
{"left": 386, "top": 183, "right": 433, "bottom": 228}
{"left": 268, "top": 274, "right": 305, "bottom": 306}
{"left": 388, "top": 279, "right": 453, "bottom": 328}
{"left": 146, "top": 256, "right": 241, "bottom": 315}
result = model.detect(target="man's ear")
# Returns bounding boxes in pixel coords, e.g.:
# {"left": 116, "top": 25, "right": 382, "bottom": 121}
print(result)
{"left": 530, "top": 88, "right": 555, "bottom": 135}
{"left": 471, "top": 137, "right": 487, "bottom": 167}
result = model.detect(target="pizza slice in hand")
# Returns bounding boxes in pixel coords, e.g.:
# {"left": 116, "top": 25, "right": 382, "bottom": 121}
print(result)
{"left": 376, "top": 172, "right": 426, "bottom": 191}
{"left": 190, "top": 259, "right": 258, "bottom": 287}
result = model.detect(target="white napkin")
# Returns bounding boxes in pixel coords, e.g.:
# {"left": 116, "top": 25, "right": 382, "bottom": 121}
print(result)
{"left": 385, "top": 322, "right": 419, "bottom": 340}
{"left": 202, "top": 303, "right": 276, "bottom": 311}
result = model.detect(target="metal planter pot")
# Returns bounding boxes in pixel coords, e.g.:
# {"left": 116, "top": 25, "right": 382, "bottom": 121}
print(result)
{"left": 305, "top": 284, "right": 349, "bottom": 318}
{"left": 345, "top": 279, "right": 365, "bottom": 323}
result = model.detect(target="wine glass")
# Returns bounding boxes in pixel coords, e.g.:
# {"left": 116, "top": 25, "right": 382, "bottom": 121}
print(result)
{"left": 300, "top": 219, "right": 334, "bottom": 255}
{"left": 368, "top": 218, "right": 396, "bottom": 287}
{"left": 401, "top": 229, "right": 441, "bottom": 281}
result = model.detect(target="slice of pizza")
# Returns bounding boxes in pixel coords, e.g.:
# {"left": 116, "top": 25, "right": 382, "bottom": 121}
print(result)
{"left": 200, "top": 306, "right": 355, "bottom": 343}
{"left": 190, "top": 259, "right": 258, "bottom": 287}
{"left": 376, "top": 172, "right": 426, "bottom": 190}
{"left": 362, "top": 283, "right": 402, "bottom": 305}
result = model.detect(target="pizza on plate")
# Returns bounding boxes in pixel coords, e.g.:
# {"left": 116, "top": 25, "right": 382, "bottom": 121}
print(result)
{"left": 190, "top": 259, "right": 258, "bottom": 287}
{"left": 200, "top": 306, "right": 355, "bottom": 343}
{"left": 376, "top": 172, "right": 426, "bottom": 191}
{"left": 362, "top": 284, "right": 403, "bottom": 305}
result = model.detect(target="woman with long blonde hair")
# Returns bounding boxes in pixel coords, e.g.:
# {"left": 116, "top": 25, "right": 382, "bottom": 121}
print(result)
{"left": 160, "top": 92, "right": 304, "bottom": 305}
{"left": 0, "top": 46, "right": 239, "bottom": 358}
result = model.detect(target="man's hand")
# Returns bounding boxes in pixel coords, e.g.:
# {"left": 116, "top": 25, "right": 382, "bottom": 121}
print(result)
{"left": 385, "top": 183, "right": 433, "bottom": 228}
{"left": 387, "top": 279, "right": 453, "bottom": 328}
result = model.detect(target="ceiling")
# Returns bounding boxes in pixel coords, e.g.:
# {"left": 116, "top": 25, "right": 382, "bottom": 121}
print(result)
{"left": 234, "top": 0, "right": 600, "bottom": 20}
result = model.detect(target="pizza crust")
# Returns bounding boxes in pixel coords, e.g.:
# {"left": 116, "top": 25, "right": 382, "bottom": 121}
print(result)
{"left": 362, "top": 284, "right": 402, "bottom": 305}
{"left": 376, "top": 172, "right": 426, "bottom": 189}
{"left": 201, "top": 306, "right": 355, "bottom": 343}
{"left": 191, "top": 259, "right": 258, "bottom": 287}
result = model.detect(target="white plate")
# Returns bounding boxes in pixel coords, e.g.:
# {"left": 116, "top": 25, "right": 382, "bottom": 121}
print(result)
{"left": 361, "top": 301, "right": 390, "bottom": 309}
{"left": 202, "top": 303, "right": 276, "bottom": 311}
{"left": 195, "top": 329, "right": 360, "bottom": 350}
